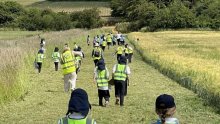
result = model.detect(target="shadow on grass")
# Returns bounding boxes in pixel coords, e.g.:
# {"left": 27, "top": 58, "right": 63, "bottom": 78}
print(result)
{"left": 45, "top": 89, "right": 62, "bottom": 93}
{"left": 91, "top": 103, "right": 100, "bottom": 107}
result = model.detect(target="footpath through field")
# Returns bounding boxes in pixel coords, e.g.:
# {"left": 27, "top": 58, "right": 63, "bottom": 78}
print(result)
{"left": 0, "top": 29, "right": 220, "bottom": 123}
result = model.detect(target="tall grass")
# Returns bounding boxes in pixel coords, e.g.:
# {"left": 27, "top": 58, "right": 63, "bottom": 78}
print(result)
{"left": 0, "top": 47, "right": 29, "bottom": 103}
{"left": 128, "top": 31, "right": 220, "bottom": 110}
{"left": 0, "top": 30, "right": 41, "bottom": 104}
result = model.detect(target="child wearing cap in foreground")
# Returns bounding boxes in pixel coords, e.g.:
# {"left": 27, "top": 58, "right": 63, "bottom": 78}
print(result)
{"left": 58, "top": 88, "right": 96, "bottom": 124}
{"left": 153, "top": 94, "right": 179, "bottom": 124}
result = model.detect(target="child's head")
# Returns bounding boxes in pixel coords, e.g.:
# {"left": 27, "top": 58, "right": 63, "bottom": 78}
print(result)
{"left": 66, "top": 88, "right": 91, "bottom": 116}
{"left": 54, "top": 47, "right": 59, "bottom": 52}
{"left": 125, "top": 44, "right": 128, "bottom": 47}
{"left": 155, "top": 94, "right": 176, "bottom": 124}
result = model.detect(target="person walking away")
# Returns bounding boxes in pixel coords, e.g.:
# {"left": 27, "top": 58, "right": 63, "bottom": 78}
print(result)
{"left": 124, "top": 44, "right": 129, "bottom": 62}
{"left": 96, "top": 35, "right": 100, "bottom": 45}
{"left": 112, "top": 56, "right": 130, "bottom": 106}
{"left": 106, "top": 33, "right": 112, "bottom": 49}
{"left": 153, "top": 94, "right": 179, "bottom": 124}
{"left": 92, "top": 43, "right": 103, "bottom": 66}
{"left": 101, "top": 38, "right": 107, "bottom": 51}
{"left": 52, "top": 47, "right": 60, "bottom": 71}
{"left": 40, "top": 38, "right": 45, "bottom": 48}
{"left": 115, "top": 43, "right": 124, "bottom": 63}
{"left": 120, "top": 34, "right": 125, "bottom": 45}
{"left": 87, "top": 35, "right": 90, "bottom": 46}
{"left": 61, "top": 44, "right": 82, "bottom": 92}
{"left": 112, "top": 35, "right": 117, "bottom": 46}
{"left": 116, "top": 32, "right": 121, "bottom": 45}
{"left": 128, "top": 45, "right": 133, "bottom": 63}
{"left": 35, "top": 49, "right": 45, "bottom": 73}
{"left": 75, "top": 47, "right": 83, "bottom": 74}
{"left": 58, "top": 88, "right": 96, "bottom": 124}
{"left": 93, "top": 36, "right": 96, "bottom": 47}
{"left": 94, "top": 60, "right": 110, "bottom": 107}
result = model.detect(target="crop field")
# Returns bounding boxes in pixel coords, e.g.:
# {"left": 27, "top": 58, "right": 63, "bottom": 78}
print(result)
{"left": 128, "top": 31, "right": 220, "bottom": 109}
{"left": 1, "top": 29, "right": 220, "bottom": 123}
{"left": 4, "top": 0, "right": 111, "bottom": 16}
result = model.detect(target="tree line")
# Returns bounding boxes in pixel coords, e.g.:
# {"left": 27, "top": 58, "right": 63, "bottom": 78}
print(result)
{"left": 0, "top": 1, "right": 103, "bottom": 31}
{"left": 47, "top": 0, "right": 110, "bottom": 1}
{"left": 111, "top": 0, "right": 220, "bottom": 32}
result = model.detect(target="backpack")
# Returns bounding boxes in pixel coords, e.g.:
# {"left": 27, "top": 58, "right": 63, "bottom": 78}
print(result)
{"left": 94, "top": 49, "right": 100, "bottom": 57}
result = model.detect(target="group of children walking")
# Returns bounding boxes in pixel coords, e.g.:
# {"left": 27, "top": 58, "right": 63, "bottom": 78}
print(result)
{"left": 35, "top": 35, "right": 179, "bottom": 124}
{"left": 90, "top": 32, "right": 179, "bottom": 123}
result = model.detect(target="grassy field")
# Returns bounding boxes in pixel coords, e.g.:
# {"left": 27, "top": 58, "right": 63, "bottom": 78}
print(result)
{"left": 0, "top": 29, "right": 220, "bottom": 123}
{"left": 4, "top": 0, "right": 111, "bottom": 16}
{"left": 128, "top": 31, "right": 220, "bottom": 111}
{"left": 0, "top": 31, "right": 40, "bottom": 40}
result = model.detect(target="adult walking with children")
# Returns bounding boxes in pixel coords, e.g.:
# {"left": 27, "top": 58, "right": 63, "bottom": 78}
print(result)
{"left": 61, "top": 44, "right": 82, "bottom": 92}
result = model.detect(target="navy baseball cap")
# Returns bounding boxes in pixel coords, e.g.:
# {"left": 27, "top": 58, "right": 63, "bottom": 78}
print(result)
{"left": 156, "top": 94, "right": 175, "bottom": 109}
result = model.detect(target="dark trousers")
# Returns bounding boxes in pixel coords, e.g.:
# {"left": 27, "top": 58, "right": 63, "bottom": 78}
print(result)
{"left": 125, "top": 53, "right": 129, "bottom": 62}
{"left": 107, "top": 42, "right": 111, "bottom": 49}
{"left": 117, "top": 39, "right": 120, "bottom": 45}
{"left": 98, "top": 89, "right": 110, "bottom": 106}
{"left": 117, "top": 54, "right": 122, "bottom": 63}
{"left": 114, "top": 80, "right": 126, "bottom": 106}
{"left": 121, "top": 40, "right": 125, "bottom": 45}
{"left": 54, "top": 62, "right": 58, "bottom": 71}
{"left": 76, "top": 67, "right": 80, "bottom": 74}
{"left": 128, "top": 53, "right": 133, "bottom": 63}
{"left": 94, "top": 59, "right": 99, "bottom": 66}
{"left": 37, "top": 62, "right": 42, "bottom": 73}
{"left": 124, "top": 78, "right": 128, "bottom": 96}
{"left": 102, "top": 46, "right": 106, "bottom": 51}
{"left": 113, "top": 41, "right": 116, "bottom": 46}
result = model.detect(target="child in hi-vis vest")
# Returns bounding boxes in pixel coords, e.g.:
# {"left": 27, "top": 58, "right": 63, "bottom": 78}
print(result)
{"left": 94, "top": 59, "right": 110, "bottom": 107}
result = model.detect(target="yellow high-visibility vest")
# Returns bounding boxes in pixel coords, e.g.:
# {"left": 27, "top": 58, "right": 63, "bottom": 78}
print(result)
{"left": 114, "top": 64, "right": 127, "bottom": 81}
{"left": 36, "top": 53, "right": 44, "bottom": 63}
{"left": 117, "top": 46, "right": 123, "bottom": 54}
{"left": 61, "top": 50, "right": 76, "bottom": 75}
{"left": 96, "top": 69, "right": 108, "bottom": 87}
